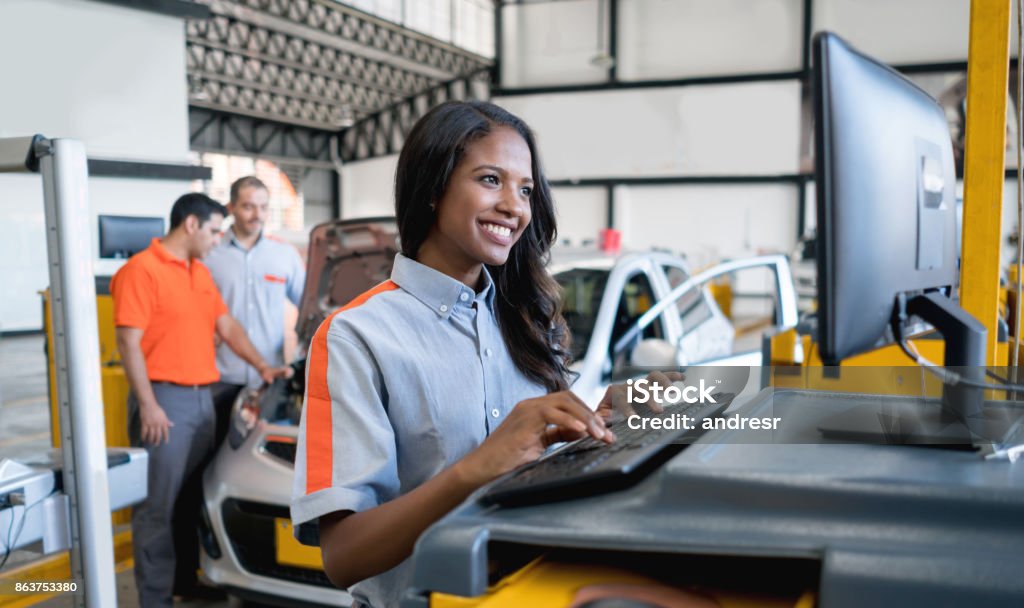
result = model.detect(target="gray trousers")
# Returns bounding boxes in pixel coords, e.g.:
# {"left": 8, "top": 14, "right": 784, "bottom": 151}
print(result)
{"left": 129, "top": 383, "right": 215, "bottom": 608}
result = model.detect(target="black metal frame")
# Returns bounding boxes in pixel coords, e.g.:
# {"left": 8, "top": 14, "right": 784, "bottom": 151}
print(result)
{"left": 607, "top": 0, "right": 618, "bottom": 82}
{"left": 493, "top": 70, "right": 805, "bottom": 97}
{"left": 549, "top": 175, "right": 808, "bottom": 188}
{"left": 604, "top": 183, "right": 614, "bottom": 229}
{"left": 335, "top": 68, "right": 491, "bottom": 163}
{"left": 87, "top": 159, "right": 212, "bottom": 181}
{"left": 0, "top": 329, "right": 44, "bottom": 338}
{"left": 91, "top": 0, "right": 210, "bottom": 19}
{"left": 189, "top": 106, "right": 336, "bottom": 169}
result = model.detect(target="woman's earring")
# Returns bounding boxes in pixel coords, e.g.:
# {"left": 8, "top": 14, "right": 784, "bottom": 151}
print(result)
{"left": 429, "top": 202, "right": 436, "bottom": 212}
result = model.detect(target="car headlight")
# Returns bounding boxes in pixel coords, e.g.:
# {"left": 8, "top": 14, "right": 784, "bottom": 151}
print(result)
{"left": 227, "top": 387, "right": 262, "bottom": 450}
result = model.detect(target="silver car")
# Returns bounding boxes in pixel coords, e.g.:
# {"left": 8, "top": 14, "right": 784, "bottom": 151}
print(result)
{"left": 199, "top": 221, "right": 798, "bottom": 606}
{"left": 200, "top": 217, "right": 398, "bottom": 607}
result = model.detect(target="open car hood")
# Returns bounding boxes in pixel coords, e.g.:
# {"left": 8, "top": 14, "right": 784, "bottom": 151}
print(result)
{"left": 295, "top": 217, "right": 399, "bottom": 348}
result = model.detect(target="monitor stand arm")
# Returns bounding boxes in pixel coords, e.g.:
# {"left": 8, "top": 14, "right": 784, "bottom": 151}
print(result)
{"left": 905, "top": 291, "right": 987, "bottom": 425}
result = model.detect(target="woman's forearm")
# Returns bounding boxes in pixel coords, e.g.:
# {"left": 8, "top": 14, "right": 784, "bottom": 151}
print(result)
{"left": 319, "top": 459, "right": 483, "bottom": 588}
{"left": 318, "top": 390, "right": 607, "bottom": 588}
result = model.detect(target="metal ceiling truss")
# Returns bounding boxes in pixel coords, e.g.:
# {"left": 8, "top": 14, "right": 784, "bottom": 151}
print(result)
{"left": 187, "top": 0, "right": 491, "bottom": 132}
{"left": 189, "top": 105, "right": 337, "bottom": 169}
{"left": 337, "top": 67, "right": 491, "bottom": 162}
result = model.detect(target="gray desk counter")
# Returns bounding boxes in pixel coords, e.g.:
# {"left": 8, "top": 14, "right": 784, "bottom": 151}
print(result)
{"left": 403, "top": 388, "right": 1024, "bottom": 608}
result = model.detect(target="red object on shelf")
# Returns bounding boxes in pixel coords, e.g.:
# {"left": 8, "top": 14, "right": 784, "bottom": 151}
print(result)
{"left": 599, "top": 228, "right": 622, "bottom": 253}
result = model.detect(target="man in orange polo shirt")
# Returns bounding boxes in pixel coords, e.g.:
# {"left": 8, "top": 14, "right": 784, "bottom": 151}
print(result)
{"left": 111, "top": 193, "right": 289, "bottom": 607}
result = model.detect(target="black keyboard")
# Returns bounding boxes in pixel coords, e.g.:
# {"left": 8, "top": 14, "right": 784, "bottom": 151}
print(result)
{"left": 479, "top": 394, "right": 734, "bottom": 507}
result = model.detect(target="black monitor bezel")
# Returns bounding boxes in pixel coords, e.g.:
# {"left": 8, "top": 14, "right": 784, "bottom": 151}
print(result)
{"left": 97, "top": 214, "right": 164, "bottom": 259}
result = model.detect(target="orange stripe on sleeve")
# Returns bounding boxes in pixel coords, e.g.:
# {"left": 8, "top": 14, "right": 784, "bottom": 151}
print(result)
{"left": 305, "top": 280, "right": 400, "bottom": 496}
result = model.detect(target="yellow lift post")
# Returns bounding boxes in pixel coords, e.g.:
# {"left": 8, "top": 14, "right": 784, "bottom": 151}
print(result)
{"left": 772, "top": 0, "right": 1014, "bottom": 378}
{"left": 961, "top": 0, "right": 1012, "bottom": 367}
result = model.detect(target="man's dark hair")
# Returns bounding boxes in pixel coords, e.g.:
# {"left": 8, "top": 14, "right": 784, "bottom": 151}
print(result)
{"left": 169, "top": 193, "right": 227, "bottom": 230}
{"left": 229, "top": 176, "right": 268, "bottom": 204}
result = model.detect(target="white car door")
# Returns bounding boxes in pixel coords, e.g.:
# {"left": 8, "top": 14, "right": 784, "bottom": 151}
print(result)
{"left": 561, "top": 254, "right": 674, "bottom": 407}
{"left": 623, "top": 255, "right": 799, "bottom": 368}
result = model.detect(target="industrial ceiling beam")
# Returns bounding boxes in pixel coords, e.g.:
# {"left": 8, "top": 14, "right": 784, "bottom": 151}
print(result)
{"left": 186, "top": 0, "right": 491, "bottom": 132}
{"left": 336, "top": 68, "right": 491, "bottom": 163}
{"left": 189, "top": 106, "right": 336, "bottom": 169}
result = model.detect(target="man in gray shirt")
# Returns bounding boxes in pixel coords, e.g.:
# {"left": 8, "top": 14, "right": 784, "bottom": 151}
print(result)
{"left": 205, "top": 176, "right": 306, "bottom": 441}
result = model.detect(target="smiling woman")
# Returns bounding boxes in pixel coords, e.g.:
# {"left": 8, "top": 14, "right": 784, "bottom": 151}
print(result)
{"left": 290, "top": 101, "right": 616, "bottom": 608}
{"left": 396, "top": 102, "right": 568, "bottom": 392}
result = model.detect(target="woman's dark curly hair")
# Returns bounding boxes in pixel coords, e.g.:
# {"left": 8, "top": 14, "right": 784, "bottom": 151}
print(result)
{"left": 394, "top": 100, "right": 571, "bottom": 392}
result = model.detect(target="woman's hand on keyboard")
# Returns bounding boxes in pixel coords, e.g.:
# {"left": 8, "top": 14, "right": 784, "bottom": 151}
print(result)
{"left": 596, "top": 370, "right": 686, "bottom": 423}
{"left": 456, "top": 391, "right": 614, "bottom": 486}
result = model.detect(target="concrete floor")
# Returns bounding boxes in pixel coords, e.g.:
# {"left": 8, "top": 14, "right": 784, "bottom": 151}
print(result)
{"left": 0, "top": 334, "right": 232, "bottom": 607}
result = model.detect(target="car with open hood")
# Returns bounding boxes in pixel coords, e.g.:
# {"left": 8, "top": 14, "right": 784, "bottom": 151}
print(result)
{"left": 199, "top": 217, "right": 398, "bottom": 607}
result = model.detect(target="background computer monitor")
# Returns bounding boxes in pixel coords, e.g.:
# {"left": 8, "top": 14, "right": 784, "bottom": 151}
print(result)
{"left": 813, "top": 32, "right": 962, "bottom": 366}
{"left": 98, "top": 215, "right": 164, "bottom": 259}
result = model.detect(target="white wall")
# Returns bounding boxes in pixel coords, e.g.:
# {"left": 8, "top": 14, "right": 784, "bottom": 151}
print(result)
{"left": 337, "top": 0, "right": 985, "bottom": 276}
{"left": 501, "top": 0, "right": 608, "bottom": 88}
{"left": 0, "top": 0, "right": 190, "bottom": 160}
{"left": 812, "top": 0, "right": 971, "bottom": 64}
{"left": 0, "top": 175, "right": 49, "bottom": 333}
{"left": 498, "top": 82, "right": 802, "bottom": 179}
{"left": 551, "top": 186, "right": 607, "bottom": 246}
{"left": 617, "top": 184, "right": 799, "bottom": 269}
{"left": 0, "top": 0, "right": 192, "bottom": 331}
{"left": 618, "top": 0, "right": 803, "bottom": 79}
{"left": 340, "top": 155, "right": 398, "bottom": 219}
{"left": 300, "top": 168, "right": 337, "bottom": 232}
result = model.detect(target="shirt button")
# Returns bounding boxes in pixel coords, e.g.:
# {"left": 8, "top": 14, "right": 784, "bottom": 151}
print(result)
{"left": 459, "top": 293, "right": 469, "bottom": 302}
{"left": 491, "top": 408, "right": 500, "bottom": 418}
{"left": 485, "top": 348, "right": 493, "bottom": 357}
{"left": 439, "top": 304, "right": 449, "bottom": 313}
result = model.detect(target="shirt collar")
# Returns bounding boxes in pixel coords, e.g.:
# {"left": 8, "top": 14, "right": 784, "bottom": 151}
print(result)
{"left": 149, "top": 237, "right": 188, "bottom": 268}
{"left": 390, "top": 253, "right": 495, "bottom": 319}
{"left": 225, "top": 226, "right": 263, "bottom": 250}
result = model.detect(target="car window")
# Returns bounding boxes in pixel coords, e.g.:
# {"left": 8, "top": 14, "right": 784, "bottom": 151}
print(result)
{"left": 663, "top": 265, "right": 714, "bottom": 330}
{"left": 606, "top": 271, "right": 671, "bottom": 381}
{"left": 610, "top": 271, "right": 664, "bottom": 351}
{"left": 555, "top": 268, "right": 610, "bottom": 361}
{"left": 667, "top": 263, "right": 782, "bottom": 363}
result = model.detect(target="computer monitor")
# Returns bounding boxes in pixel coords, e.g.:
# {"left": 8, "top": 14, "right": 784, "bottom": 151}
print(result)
{"left": 813, "top": 32, "right": 991, "bottom": 441}
{"left": 98, "top": 215, "right": 164, "bottom": 259}
{"left": 813, "top": 31, "right": 985, "bottom": 369}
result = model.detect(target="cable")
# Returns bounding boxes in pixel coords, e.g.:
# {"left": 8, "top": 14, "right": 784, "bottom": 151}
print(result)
{"left": 0, "top": 498, "right": 16, "bottom": 569}
{"left": 890, "top": 294, "right": 1024, "bottom": 392}
{"left": 895, "top": 335, "right": 1024, "bottom": 390}
{"left": 0, "top": 490, "right": 56, "bottom": 569}
{"left": 987, "top": 369, "right": 1012, "bottom": 385}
